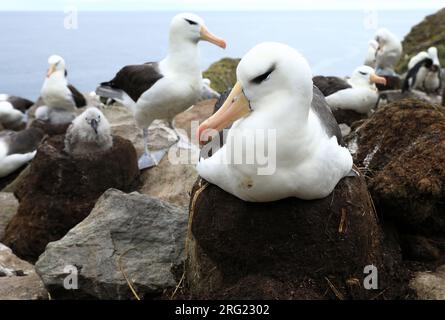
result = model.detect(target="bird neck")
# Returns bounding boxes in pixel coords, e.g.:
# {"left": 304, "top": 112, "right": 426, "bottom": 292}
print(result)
{"left": 47, "top": 70, "right": 67, "bottom": 84}
{"left": 164, "top": 37, "right": 201, "bottom": 76}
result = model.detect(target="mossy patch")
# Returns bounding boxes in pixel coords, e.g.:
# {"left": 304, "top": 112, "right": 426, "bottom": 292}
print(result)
{"left": 202, "top": 58, "right": 240, "bottom": 93}
{"left": 396, "top": 8, "right": 445, "bottom": 73}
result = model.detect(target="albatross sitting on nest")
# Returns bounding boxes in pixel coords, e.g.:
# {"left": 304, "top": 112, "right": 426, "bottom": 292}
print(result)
{"left": 96, "top": 13, "right": 226, "bottom": 170}
{"left": 0, "top": 101, "right": 27, "bottom": 130}
{"left": 39, "top": 55, "right": 87, "bottom": 124}
{"left": 313, "top": 66, "right": 387, "bottom": 122}
{"left": 0, "top": 128, "right": 44, "bottom": 178}
{"left": 197, "top": 42, "right": 353, "bottom": 202}
{"left": 0, "top": 94, "right": 34, "bottom": 113}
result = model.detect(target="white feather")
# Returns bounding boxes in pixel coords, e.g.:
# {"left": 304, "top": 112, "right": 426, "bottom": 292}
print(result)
{"left": 197, "top": 42, "right": 352, "bottom": 202}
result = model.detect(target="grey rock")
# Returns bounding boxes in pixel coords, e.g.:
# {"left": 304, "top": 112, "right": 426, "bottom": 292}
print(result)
{"left": 0, "top": 243, "right": 47, "bottom": 300}
{"left": 410, "top": 265, "right": 445, "bottom": 299}
{"left": 0, "top": 192, "right": 18, "bottom": 239}
{"left": 35, "top": 188, "right": 187, "bottom": 299}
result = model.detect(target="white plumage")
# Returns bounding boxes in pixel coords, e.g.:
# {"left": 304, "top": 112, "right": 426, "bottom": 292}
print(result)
{"left": 41, "top": 55, "right": 76, "bottom": 111}
{"left": 96, "top": 13, "right": 226, "bottom": 169}
{"left": 197, "top": 42, "right": 353, "bottom": 202}
{"left": 0, "top": 128, "right": 43, "bottom": 178}
{"left": 325, "top": 65, "right": 386, "bottom": 114}
{"left": 407, "top": 47, "right": 442, "bottom": 93}
{"left": 364, "top": 39, "right": 379, "bottom": 67}
{"left": 374, "top": 28, "right": 402, "bottom": 75}
{"left": 0, "top": 101, "right": 26, "bottom": 129}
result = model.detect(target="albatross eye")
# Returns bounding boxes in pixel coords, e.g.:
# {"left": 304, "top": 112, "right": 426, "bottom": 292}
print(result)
{"left": 359, "top": 71, "right": 368, "bottom": 76}
{"left": 251, "top": 65, "right": 276, "bottom": 84}
{"left": 184, "top": 19, "right": 198, "bottom": 25}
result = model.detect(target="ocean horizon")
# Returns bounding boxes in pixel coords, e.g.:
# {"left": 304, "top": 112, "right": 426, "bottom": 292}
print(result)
{"left": 0, "top": 10, "right": 438, "bottom": 100}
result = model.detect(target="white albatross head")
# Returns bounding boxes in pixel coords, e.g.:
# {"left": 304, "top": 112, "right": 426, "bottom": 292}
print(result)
{"left": 197, "top": 42, "right": 313, "bottom": 143}
{"left": 46, "top": 55, "right": 66, "bottom": 78}
{"left": 169, "top": 13, "right": 226, "bottom": 49}
{"left": 374, "top": 28, "right": 401, "bottom": 52}
{"left": 349, "top": 65, "right": 387, "bottom": 88}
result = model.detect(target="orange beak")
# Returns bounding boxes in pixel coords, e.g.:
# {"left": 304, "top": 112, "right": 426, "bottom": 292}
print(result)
{"left": 197, "top": 81, "right": 250, "bottom": 144}
{"left": 47, "top": 64, "right": 56, "bottom": 78}
{"left": 200, "top": 26, "right": 227, "bottom": 49}
{"left": 370, "top": 73, "right": 387, "bottom": 86}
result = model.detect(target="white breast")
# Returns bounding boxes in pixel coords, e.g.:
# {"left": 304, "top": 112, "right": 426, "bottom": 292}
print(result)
{"left": 326, "top": 87, "right": 378, "bottom": 114}
{"left": 41, "top": 73, "right": 75, "bottom": 110}
{"left": 197, "top": 109, "right": 352, "bottom": 201}
{"left": 134, "top": 65, "right": 202, "bottom": 128}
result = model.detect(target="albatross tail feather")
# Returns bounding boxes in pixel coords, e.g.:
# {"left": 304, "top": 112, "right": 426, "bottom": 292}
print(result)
{"left": 95, "top": 85, "right": 136, "bottom": 112}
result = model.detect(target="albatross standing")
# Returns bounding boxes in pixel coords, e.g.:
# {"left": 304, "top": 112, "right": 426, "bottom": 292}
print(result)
{"left": 96, "top": 13, "right": 226, "bottom": 169}
{"left": 197, "top": 42, "right": 353, "bottom": 202}
{"left": 39, "top": 55, "right": 87, "bottom": 123}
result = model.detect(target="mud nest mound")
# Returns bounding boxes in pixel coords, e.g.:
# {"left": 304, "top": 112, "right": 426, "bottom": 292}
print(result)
{"left": 350, "top": 99, "right": 445, "bottom": 237}
{"left": 184, "top": 175, "right": 404, "bottom": 300}
{"left": 2, "top": 135, "right": 139, "bottom": 262}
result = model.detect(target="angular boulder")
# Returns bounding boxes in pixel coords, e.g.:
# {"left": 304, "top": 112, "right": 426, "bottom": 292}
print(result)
{"left": 185, "top": 175, "right": 397, "bottom": 299}
{"left": 0, "top": 243, "right": 47, "bottom": 300}
{"left": 35, "top": 188, "right": 187, "bottom": 300}
{"left": 2, "top": 135, "right": 139, "bottom": 262}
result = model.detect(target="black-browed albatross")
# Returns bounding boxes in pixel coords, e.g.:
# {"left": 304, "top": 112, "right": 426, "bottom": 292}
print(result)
{"left": 197, "top": 42, "right": 353, "bottom": 201}
{"left": 0, "top": 127, "right": 44, "bottom": 178}
{"left": 40, "top": 55, "right": 87, "bottom": 111}
{"left": 96, "top": 12, "right": 226, "bottom": 169}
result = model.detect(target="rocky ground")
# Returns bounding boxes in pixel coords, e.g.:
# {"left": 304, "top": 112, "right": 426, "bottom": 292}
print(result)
{"left": 0, "top": 93, "right": 215, "bottom": 299}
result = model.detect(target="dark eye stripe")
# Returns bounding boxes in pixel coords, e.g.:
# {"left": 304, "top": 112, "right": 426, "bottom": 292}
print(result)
{"left": 251, "top": 65, "right": 275, "bottom": 84}
{"left": 184, "top": 18, "right": 198, "bottom": 25}
{"left": 359, "top": 71, "right": 367, "bottom": 75}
